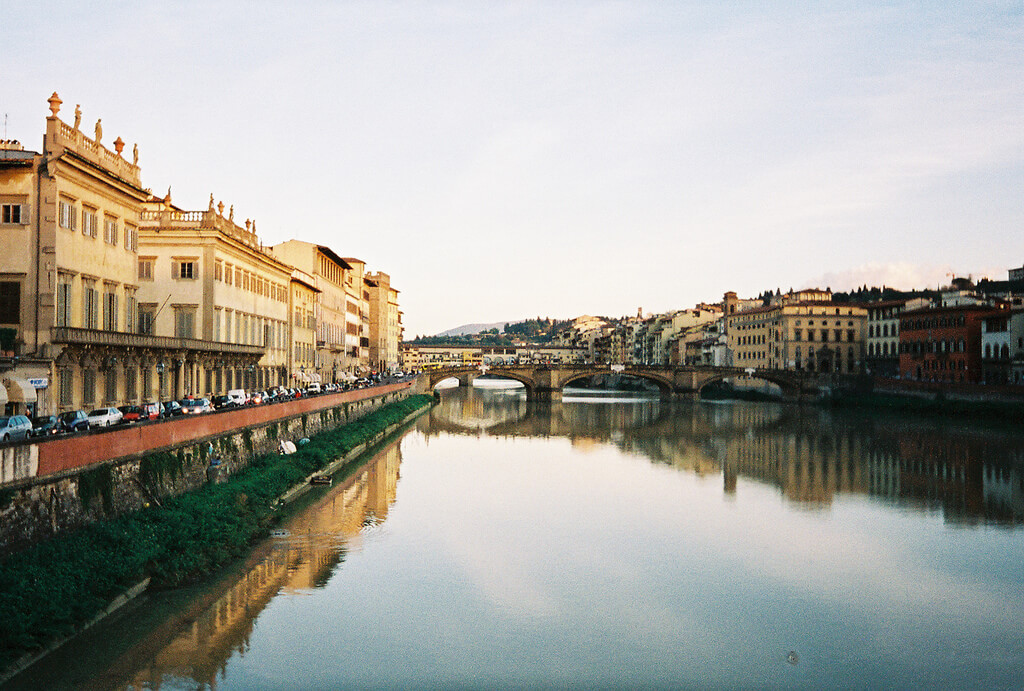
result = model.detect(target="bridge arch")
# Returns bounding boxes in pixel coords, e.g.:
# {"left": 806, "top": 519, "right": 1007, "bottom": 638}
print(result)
{"left": 692, "top": 370, "right": 802, "bottom": 399}
{"left": 427, "top": 368, "right": 537, "bottom": 397}
{"left": 559, "top": 370, "right": 674, "bottom": 398}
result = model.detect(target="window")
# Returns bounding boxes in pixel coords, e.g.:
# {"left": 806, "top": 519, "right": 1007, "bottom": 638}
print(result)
{"left": 176, "top": 260, "right": 197, "bottom": 280}
{"left": 56, "top": 274, "right": 73, "bottom": 327}
{"left": 59, "top": 367, "right": 74, "bottom": 406}
{"left": 0, "top": 282, "right": 19, "bottom": 324}
{"left": 104, "top": 216, "right": 118, "bottom": 244}
{"left": 1, "top": 203, "right": 28, "bottom": 225}
{"left": 213, "top": 308, "right": 221, "bottom": 341}
{"left": 224, "top": 264, "right": 233, "bottom": 286}
{"left": 138, "top": 304, "right": 156, "bottom": 335}
{"left": 102, "top": 285, "right": 118, "bottom": 330}
{"left": 138, "top": 258, "right": 154, "bottom": 281}
{"left": 124, "top": 224, "right": 138, "bottom": 252}
{"left": 174, "top": 306, "right": 196, "bottom": 339}
{"left": 224, "top": 310, "right": 233, "bottom": 343}
{"left": 124, "top": 288, "right": 136, "bottom": 333}
{"left": 214, "top": 260, "right": 223, "bottom": 281}
{"left": 59, "top": 199, "right": 76, "bottom": 230}
{"left": 125, "top": 367, "right": 137, "bottom": 401}
{"left": 104, "top": 367, "right": 117, "bottom": 402}
{"left": 82, "top": 368, "right": 96, "bottom": 406}
{"left": 82, "top": 207, "right": 98, "bottom": 238}
{"left": 82, "top": 278, "right": 98, "bottom": 329}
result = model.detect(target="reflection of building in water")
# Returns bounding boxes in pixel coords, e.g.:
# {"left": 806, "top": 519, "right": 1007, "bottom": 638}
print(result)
{"left": 119, "top": 444, "right": 402, "bottom": 689}
{"left": 427, "top": 387, "right": 1024, "bottom": 525}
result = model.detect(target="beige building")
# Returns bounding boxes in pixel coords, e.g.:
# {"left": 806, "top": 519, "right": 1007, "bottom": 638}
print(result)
{"left": 0, "top": 94, "right": 255, "bottom": 413}
{"left": 365, "top": 271, "right": 401, "bottom": 373}
{"left": 270, "top": 240, "right": 365, "bottom": 381}
{"left": 725, "top": 289, "right": 867, "bottom": 374}
{"left": 288, "top": 270, "right": 319, "bottom": 385}
{"left": 341, "top": 257, "right": 370, "bottom": 370}
{"left": 138, "top": 194, "right": 290, "bottom": 394}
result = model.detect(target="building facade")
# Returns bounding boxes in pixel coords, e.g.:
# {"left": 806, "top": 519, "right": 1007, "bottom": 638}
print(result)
{"left": 898, "top": 305, "right": 1002, "bottom": 383}
{"left": 138, "top": 195, "right": 290, "bottom": 394}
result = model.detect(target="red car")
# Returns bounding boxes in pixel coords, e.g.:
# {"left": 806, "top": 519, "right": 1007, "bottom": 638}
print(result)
{"left": 117, "top": 405, "right": 145, "bottom": 423}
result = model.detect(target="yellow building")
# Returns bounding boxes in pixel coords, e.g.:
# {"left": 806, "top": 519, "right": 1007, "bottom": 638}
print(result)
{"left": 365, "top": 271, "right": 402, "bottom": 373}
{"left": 270, "top": 240, "right": 360, "bottom": 382}
{"left": 138, "top": 193, "right": 290, "bottom": 394}
{"left": 288, "top": 270, "right": 319, "bottom": 385}
{"left": 0, "top": 94, "right": 252, "bottom": 413}
{"left": 725, "top": 290, "right": 867, "bottom": 374}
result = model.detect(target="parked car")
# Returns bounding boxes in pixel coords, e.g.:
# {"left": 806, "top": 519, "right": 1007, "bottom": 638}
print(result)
{"left": 211, "top": 394, "right": 237, "bottom": 410}
{"left": 227, "top": 389, "right": 248, "bottom": 407}
{"left": 141, "top": 402, "right": 162, "bottom": 420}
{"left": 87, "top": 407, "right": 123, "bottom": 428}
{"left": 0, "top": 415, "right": 33, "bottom": 442}
{"left": 180, "top": 398, "right": 213, "bottom": 415}
{"left": 306, "top": 382, "right": 322, "bottom": 395}
{"left": 29, "top": 415, "right": 62, "bottom": 438}
{"left": 162, "top": 400, "right": 184, "bottom": 417}
{"left": 57, "top": 409, "right": 90, "bottom": 433}
{"left": 118, "top": 405, "right": 145, "bottom": 423}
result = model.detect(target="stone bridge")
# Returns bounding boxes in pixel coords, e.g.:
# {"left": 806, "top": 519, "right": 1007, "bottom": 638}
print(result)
{"left": 421, "top": 365, "right": 820, "bottom": 402}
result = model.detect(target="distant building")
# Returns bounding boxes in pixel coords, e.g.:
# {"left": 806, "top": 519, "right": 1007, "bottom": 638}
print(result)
{"left": 980, "top": 308, "right": 1024, "bottom": 385}
{"left": 365, "top": 271, "right": 402, "bottom": 373}
{"left": 898, "top": 304, "right": 1003, "bottom": 383}
{"left": 864, "top": 297, "right": 931, "bottom": 377}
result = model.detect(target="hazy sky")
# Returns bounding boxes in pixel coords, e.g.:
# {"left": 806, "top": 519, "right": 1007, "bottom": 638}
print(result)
{"left": 5, "top": 1, "right": 1023, "bottom": 336}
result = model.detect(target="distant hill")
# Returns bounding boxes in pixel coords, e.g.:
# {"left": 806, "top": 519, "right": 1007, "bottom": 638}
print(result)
{"left": 436, "top": 321, "right": 511, "bottom": 337}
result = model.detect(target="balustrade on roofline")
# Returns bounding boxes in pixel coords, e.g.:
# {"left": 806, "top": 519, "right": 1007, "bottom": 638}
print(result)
{"left": 53, "top": 118, "right": 141, "bottom": 186}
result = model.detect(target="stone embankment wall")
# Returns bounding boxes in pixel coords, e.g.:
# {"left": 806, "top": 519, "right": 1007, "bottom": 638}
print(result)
{"left": 0, "top": 385, "right": 413, "bottom": 555}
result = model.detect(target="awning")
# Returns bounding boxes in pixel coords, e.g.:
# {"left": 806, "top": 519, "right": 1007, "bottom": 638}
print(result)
{"left": 310, "top": 373, "right": 321, "bottom": 383}
{"left": 3, "top": 377, "right": 37, "bottom": 404}
{"left": 295, "top": 372, "right": 310, "bottom": 383}
{"left": 0, "top": 383, "right": 7, "bottom": 408}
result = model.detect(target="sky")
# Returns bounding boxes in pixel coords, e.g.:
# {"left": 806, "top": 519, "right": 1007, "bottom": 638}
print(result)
{"left": 4, "top": 1, "right": 1023, "bottom": 337}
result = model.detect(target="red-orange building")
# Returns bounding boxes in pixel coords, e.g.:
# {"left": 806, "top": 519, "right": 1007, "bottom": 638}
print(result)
{"left": 898, "top": 305, "right": 1004, "bottom": 383}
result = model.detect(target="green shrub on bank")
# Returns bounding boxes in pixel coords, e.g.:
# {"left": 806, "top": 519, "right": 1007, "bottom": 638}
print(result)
{"left": 0, "top": 394, "right": 433, "bottom": 672}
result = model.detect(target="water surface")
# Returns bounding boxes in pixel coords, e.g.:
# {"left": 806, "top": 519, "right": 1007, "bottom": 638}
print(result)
{"left": 13, "top": 381, "right": 1024, "bottom": 689}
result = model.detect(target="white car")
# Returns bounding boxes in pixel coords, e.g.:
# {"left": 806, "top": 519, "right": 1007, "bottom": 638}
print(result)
{"left": 87, "top": 407, "right": 123, "bottom": 427}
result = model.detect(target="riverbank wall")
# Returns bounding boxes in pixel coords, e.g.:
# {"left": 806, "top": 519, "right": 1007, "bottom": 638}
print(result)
{"left": 0, "top": 394, "right": 435, "bottom": 682}
{"left": 824, "top": 375, "right": 1024, "bottom": 418}
{"left": 0, "top": 384, "right": 414, "bottom": 556}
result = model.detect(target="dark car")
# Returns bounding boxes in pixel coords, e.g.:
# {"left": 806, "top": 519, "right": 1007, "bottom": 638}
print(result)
{"left": 162, "top": 400, "right": 184, "bottom": 418}
{"left": 57, "top": 410, "right": 90, "bottom": 433}
{"left": 30, "top": 415, "right": 62, "bottom": 437}
{"left": 211, "top": 394, "right": 237, "bottom": 410}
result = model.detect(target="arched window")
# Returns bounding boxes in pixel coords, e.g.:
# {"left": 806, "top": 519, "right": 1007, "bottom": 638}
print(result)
{"left": 1001, "top": 344, "right": 1010, "bottom": 360}
{"left": 985, "top": 343, "right": 992, "bottom": 358}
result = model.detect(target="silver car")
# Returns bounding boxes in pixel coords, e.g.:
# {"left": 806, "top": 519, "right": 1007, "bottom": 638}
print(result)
{"left": 87, "top": 407, "right": 124, "bottom": 427}
{"left": 0, "top": 415, "right": 33, "bottom": 442}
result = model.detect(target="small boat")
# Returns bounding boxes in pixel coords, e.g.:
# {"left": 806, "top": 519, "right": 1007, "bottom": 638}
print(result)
{"left": 310, "top": 475, "right": 332, "bottom": 486}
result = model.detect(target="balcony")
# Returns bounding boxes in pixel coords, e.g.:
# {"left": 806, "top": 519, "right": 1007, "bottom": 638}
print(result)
{"left": 51, "top": 327, "right": 265, "bottom": 355}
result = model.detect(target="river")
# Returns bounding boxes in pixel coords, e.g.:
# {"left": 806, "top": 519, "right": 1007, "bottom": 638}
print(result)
{"left": 9, "top": 380, "right": 1024, "bottom": 689}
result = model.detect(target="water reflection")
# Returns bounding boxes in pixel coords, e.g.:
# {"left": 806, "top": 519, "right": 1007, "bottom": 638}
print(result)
{"left": 427, "top": 384, "right": 1024, "bottom": 526}
{"left": 102, "top": 443, "right": 402, "bottom": 690}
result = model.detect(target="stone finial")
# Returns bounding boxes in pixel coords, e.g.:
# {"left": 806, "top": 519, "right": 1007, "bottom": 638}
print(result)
{"left": 132, "top": 143, "right": 139, "bottom": 166}
{"left": 48, "top": 92, "right": 62, "bottom": 117}
{"left": 228, "top": 205, "right": 234, "bottom": 222}
{"left": 114, "top": 137, "right": 125, "bottom": 155}
{"left": 94, "top": 119, "right": 103, "bottom": 144}
{"left": 217, "top": 201, "right": 225, "bottom": 216}
{"left": 74, "top": 104, "right": 82, "bottom": 130}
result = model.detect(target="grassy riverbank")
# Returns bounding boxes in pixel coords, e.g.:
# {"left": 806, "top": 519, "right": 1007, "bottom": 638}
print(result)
{"left": 0, "top": 394, "right": 433, "bottom": 674}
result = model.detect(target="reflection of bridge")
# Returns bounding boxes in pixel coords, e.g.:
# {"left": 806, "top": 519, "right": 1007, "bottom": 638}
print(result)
{"left": 422, "top": 364, "right": 818, "bottom": 401}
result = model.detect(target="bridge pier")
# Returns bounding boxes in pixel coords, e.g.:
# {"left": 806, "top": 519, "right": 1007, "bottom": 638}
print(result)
{"left": 531, "top": 387, "right": 562, "bottom": 402}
